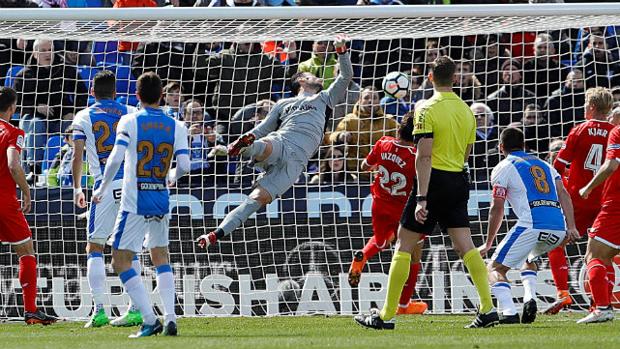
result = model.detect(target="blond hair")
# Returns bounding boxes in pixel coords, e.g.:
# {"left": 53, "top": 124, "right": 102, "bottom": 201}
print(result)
{"left": 586, "top": 87, "right": 614, "bottom": 116}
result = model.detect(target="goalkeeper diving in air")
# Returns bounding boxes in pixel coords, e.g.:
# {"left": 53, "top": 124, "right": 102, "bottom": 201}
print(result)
{"left": 198, "top": 35, "right": 352, "bottom": 249}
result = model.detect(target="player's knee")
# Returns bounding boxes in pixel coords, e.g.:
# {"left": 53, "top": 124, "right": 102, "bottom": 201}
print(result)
{"left": 254, "top": 140, "right": 273, "bottom": 163}
{"left": 86, "top": 242, "right": 104, "bottom": 254}
{"left": 489, "top": 262, "right": 509, "bottom": 282}
{"left": 111, "top": 252, "right": 133, "bottom": 273}
{"left": 150, "top": 247, "right": 169, "bottom": 266}
{"left": 250, "top": 188, "right": 272, "bottom": 206}
{"left": 13, "top": 240, "right": 34, "bottom": 257}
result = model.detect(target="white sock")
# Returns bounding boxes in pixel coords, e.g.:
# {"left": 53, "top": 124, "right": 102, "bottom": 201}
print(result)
{"left": 156, "top": 264, "right": 176, "bottom": 325}
{"left": 87, "top": 253, "right": 106, "bottom": 311}
{"left": 119, "top": 268, "right": 157, "bottom": 325}
{"left": 521, "top": 270, "right": 537, "bottom": 303}
{"left": 128, "top": 256, "right": 142, "bottom": 312}
{"left": 492, "top": 282, "right": 517, "bottom": 316}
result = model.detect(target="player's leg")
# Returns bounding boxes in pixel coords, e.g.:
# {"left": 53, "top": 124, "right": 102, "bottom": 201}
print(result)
{"left": 110, "top": 253, "right": 144, "bottom": 327}
{"left": 0, "top": 210, "right": 56, "bottom": 325}
{"left": 487, "top": 261, "right": 520, "bottom": 324}
{"left": 520, "top": 262, "right": 538, "bottom": 324}
{"left": 84, "top": 241, "right": 110, "bottom": 328}
{"left": 147, "top": 215, "right": 177, "bottom": 336}
{"left": 545, "top": 245, "right": 571, "bottom": 314}
{"left": 577, "top": 238, "right": 618, "bottom": 324}
{"left": 397, "top": 238, "right": 428, "bottom": 315}
{"left": 111, "top": 212, "right": 162, "bottom": 337}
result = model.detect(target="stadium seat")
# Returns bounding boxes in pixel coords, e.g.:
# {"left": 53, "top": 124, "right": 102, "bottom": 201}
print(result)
{"left": 4, "top": 65, "right": 24, "bottom": 88}
{"left": 78, "top": 66, "right": 102, "bottom": 90}
{"left": 91, "top": 41, "right": 130, "bottom": 66}
{"left": 41, "top": 135, "right": 65, "bottom": 173}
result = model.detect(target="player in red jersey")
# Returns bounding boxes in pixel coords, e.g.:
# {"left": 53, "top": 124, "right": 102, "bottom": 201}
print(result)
{"left": 577, "top": 122, "right": 620, "bottom": 323}
{"left": 347, "top": 114, "right": 427, "bottom": 315}
{"left": 545, "top": 87, "right": 615, "bottom": 314}
{"left": 0, "top": 87, "right": 57, "bottom": 325}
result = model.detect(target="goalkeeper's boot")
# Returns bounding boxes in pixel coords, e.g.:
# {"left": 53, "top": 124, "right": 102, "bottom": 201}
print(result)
{"left": 397, "top": 301, "right": 428, "bottom": 315}
{"left": 348, "top": 250, "right": 366, "bottom": 287}
{"left": 24, "top": 309, "right": 58, "bottom": 325}
{"left": 84, "top": 308, "right": 110, "bottom": 328}
{"left": 521, "top": 299, "right": 538, "bottom": 324}
{"left": 163, "top": 321, "right": 178, "bottom": 336}
{"left": 577, "top": 306, "right": 614, "bottom": 324}
{"left": 543, "top": 290, "right": 572, "bottom": 315}
{"left": 464, "top": 307, "right": 499, "bottom": 328}
{"left": 197, "top": 231, "right": 218, "bottom": 250}
{"left": 129, "top": 319, "right": 163, "bottom": 338}
{"left": 354, "top": 308, "right": 395, "bottom": 330}
{"left": 111, "top": 309, "right": 143, "bottom": 327}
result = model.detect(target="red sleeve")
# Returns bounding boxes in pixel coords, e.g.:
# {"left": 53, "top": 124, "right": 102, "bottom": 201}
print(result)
{"left": 555, "top": 125, "right": 578, "bottom": 169}
{"left": 8, "top": 128, "right": 25, "bottom": 153}
{"left": 365, "top": 139, "right": 382, "bottom": 166}
{"left": 606, "top": 128, "right": 620, "bottom": 160}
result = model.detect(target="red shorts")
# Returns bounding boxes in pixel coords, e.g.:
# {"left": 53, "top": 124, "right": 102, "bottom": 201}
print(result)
{"left": 573, "top": 204, "right": 600, "bottom": 237}
{"left": 371, "top": 199, "right": 426, "bottom": 249}
{"left": 0, "top": 198, "right": 31, "bottom": 245}
{"left": 589, "top": 206, "right": 620, "bottom": 250}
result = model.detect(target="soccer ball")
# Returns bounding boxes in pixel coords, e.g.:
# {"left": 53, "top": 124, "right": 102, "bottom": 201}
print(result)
{"left": 382, "top": 71, "right": 410, "bottom": 99}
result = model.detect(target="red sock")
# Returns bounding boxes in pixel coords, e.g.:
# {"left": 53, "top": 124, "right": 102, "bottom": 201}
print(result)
{"left": 19, "top": 255, "right": 38, "bottom": 313}
{"left": 399, "top": 263, "right": 421, "bottom": 306}
{"left": 587, "top": 258, "right": 610, "bottom": 308}
{"left": 548, "top": 247, "right": 569, "bottom": 292}
{"left": 362, "top": 236, "right": 381, "bottom": 260}
{"left": 607, "top": 264, "right": 616, "bottom": 304}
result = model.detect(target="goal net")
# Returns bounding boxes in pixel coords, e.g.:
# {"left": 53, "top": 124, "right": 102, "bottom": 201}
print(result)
{"left": 0, "top": 4, "right": 619, "bottom": 319}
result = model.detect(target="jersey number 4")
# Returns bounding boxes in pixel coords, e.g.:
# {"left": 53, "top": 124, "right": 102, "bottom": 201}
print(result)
{"left": 378, "top": 165, "right": 407, "bottom": 196}
{"left": 584, "top": 143, "right": 604, "bottom": 173}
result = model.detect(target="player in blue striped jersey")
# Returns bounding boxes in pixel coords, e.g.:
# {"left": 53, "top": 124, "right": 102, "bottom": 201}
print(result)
{"left": 72, "top": 70, "right": 142, "bottom": 328}
{"left": 478, "top": 128, "right": 579, "bottom": 324}
{"left": 93, "top": 72, "right": 190, "bottom": 338}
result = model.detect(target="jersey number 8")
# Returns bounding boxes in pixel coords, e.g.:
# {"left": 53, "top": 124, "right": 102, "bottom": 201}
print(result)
{"left": 530, "top": 165, "right": 550, "bottom": 194}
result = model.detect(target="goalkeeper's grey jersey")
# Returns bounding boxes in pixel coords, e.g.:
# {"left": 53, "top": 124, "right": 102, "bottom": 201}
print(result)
{"left": 250, "top": 52, "right": 353, "bottom": 161}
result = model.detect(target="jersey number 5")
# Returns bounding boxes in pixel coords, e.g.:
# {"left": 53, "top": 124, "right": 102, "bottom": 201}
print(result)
{"left": 137, "top": 141, "right": 174, "bottom": 179}
{"left": 584, "top": 143, "right": 604, "bottom": 173}
{"left": 530, "top": 165, "right": 550, "bottom": 194}
{"left": 378, "top": 165, "right": 407, "bottom": 196}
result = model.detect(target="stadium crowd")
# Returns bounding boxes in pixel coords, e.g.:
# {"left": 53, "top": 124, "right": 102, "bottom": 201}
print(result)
{"left": 0, "top": 2, "right": 619, "bottom": 191}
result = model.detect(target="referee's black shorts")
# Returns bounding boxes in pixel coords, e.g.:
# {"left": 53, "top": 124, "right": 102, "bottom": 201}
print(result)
{"left": 400, "top": 168, "right": 470, "bottom": 235}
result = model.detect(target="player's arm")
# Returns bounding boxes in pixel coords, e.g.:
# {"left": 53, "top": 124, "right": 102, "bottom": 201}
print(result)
{"left": 556, "top": 177, "right": 580, "bottom": 243}
{"left": 168, "top": 122, "right": 191, "bottom": 186}
{"left": 229, "top": 102, "right": 283, "bottom": 156}
{"left": 324, "top": 35, "right": 353, "bottom": 108}
{"left": 7, "top": 147, "right": 31, "bottom": 213}
{"left": 361, "top": 140, "right": 381, "bottom": 172}
{"left": 480, "top": 187, "right": 506, "bottom": 256}
{"left": 414, "top": 137, "right": 432, "bottom": 222}
{"left": 554, "top": 129, "right": 576, "bottom": 174}
{"left": 580, "top": 158, "right": 619, "bottom": 199}
{"left": 71, "top": 138, "right": 86, "bottom": 208}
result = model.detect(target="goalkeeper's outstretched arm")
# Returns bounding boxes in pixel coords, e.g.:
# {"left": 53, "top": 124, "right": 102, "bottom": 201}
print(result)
{"left": 323, "top": 35, "right": 353, "bottom": 109}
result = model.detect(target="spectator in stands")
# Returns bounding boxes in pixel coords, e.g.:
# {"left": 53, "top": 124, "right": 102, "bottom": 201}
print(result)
{"left": 521, "top": 103, "right": 550, "bottom": 154}
{"left": 194, "top": 42, "right": 288, "bottom": 121}
{"left": 578, "top": 33, "right": 619, "bottom": 89}
{"left": 609, "top": 104, "right": 620, "bottom": 126}
{"left": 309, "top": 145, "right": 357, "bottom": 185}
{"left": 545, "top": 68, "right": 586, "bottom": 137}
{"left": 262, "top": 41, "right": 298, "bottom": 65}
{"left": 132, "top": 42, "right": 197, "bottom": 92}
{"left": 195, "top": 0, "right": 259, "bottom": 6}
{"left": 546, "top": 138, "right": 564, "bottom": 165}
{"left": 329, "top": 86, "right": 398, "bottom": 178}
{"left": 486, "top": 59, "right": 537, "bottom": 127}
{"left": 453, "top": 60, "right": 482, "bottom": 104}
{"left": 473, "top": 34, "right": 509, "bottom": 96}
{"left": 113, "top": 0, "right": 157, "bottom": 52}
{"left": 15, "top": 39, "right": 88, "bottom": 176}
{"left": 46, "top": 126, "right": 92, "bottom": 188}
{"left": 298, "top": 40, "right": 338, "bottom": 90}
{"left": 523, "top": 33, "right": 566, "bottom": 99}
{"left": 161, "top": 81, "right": 184, "bottom": 119}
{"left": 611, "top": 86, "right": 620, "bottom": 103}
{"left": 469, "top": 102, "right": 499, "bottom": 184}
{"left": 217, "top": 99, "right": 274, "bottom": 144}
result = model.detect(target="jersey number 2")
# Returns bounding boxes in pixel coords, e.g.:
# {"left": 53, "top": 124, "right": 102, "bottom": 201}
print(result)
{"left": 93, "top": 121, "right": 119, "bottom": 153}
{"left": 137, "top": 141, "right": 174, "bottom": 179}
{"left": 584, "top": 144, "right": 604, "bottom": 173}
{"left": 378, "top": 165, "right": 407, "bottom": 196}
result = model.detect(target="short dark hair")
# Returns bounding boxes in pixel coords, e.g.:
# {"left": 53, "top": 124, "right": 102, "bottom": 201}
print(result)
{"left": 93, "top": 70, "right": 116, "bottom": 100}
{"left": 500, "top": 127, "right": 525, "bottom": 153}
{"left": 136, "top": 72, "right": 163, "bottom": 105}
{"left": 432, "top": 56, "right": 456, "bottom": 87}
{"left": 0, "top": 86, "right": 17, "bottom": 113}
{"left": 163, "top": 81, "right": 182, "bottom": 95}
{"left": 290, "top": 72, "right": 303, "bottom": 95}
{"left": 398, "top": 112, "right": 414, "bottom": 142}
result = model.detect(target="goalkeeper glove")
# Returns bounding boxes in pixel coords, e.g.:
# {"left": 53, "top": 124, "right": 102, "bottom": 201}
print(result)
{"left": 227, "top": 133, "right": 256, "bottom": 157}
{"left": 334, "top": 34, "right": 350, "bottom": 54}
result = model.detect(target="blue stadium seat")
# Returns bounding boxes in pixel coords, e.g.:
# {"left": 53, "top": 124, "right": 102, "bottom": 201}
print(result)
{"left": 41, "top": 135, "right": 65, "bottom": 173}
{"left": 91, "top": 41, "right": 130, "bottom": 66}
{"left": 78, "top": 66, "right": 102, "bottom": 91}
{"left": 4, "top": 65, "right": 24, "bottom": 88}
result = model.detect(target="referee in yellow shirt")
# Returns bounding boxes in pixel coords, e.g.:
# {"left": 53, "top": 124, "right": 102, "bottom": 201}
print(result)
{"left": 355, "top": 56, "right": 498, "bottom": 329}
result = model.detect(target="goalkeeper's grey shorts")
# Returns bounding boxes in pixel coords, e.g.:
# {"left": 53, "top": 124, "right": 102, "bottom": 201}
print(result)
{"left": 253, "top": 134, "right": 305, "bottom": 200}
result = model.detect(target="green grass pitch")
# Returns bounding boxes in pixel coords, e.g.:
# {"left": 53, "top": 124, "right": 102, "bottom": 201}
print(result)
{"left": 3, "top": 314, "right": 619, "bottom": 349}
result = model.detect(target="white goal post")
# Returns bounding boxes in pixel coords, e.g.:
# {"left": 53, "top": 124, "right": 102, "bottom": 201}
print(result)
{"left": 0, "top": 4, "right": 619, "bottom": 319}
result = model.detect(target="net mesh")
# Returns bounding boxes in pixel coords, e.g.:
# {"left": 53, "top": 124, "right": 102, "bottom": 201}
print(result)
{"left": 0, "top": 8, "right": 619, "bottom": 319}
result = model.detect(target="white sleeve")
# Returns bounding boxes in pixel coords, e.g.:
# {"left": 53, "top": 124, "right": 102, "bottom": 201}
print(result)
{"left": 490, "top": 162, "right": 509, "bottom": 188}
{"left": 115, "top": 117, "right": 132, "bottom": 147}
{"left": 125, "top": 105, "right": 138, "bottom": 115}
{"left": 169, "top": 121, "right": 190, "bottom": 181}
{"left": 548, "top": 163, "right": 562, "bottom": 181}
{"left": 71, "top": 111, "right": 89, "bottom": 141}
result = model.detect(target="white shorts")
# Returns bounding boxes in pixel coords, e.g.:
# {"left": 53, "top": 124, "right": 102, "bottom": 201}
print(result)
{"left": 111, "top": 211, "right": 170, "bottom": 253}
{"left": 87, "top": 179, "right": 123, "bottom": 245}
{"left": 491, "top": 225, "right": 566, "bottom": 269}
